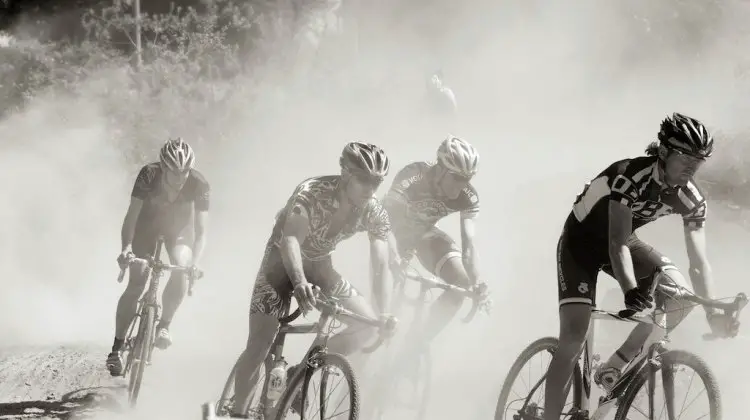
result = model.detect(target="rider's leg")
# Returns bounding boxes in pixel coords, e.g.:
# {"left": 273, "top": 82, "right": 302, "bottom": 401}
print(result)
{"left": 413, "top": 228, "right": 468, "bottom": 346}
{"left": 107, "top": 231, "right": 153, "bottom": 375}
{"left": 543, "top": 234, "right": 598, "bottom": 420}
{"left": 155, "top": 238, "right": 193, "bottom": 349}
{"left": 232, "top": 278, "right": 286, "bottom": 416}
{"left": 598, "top": 239, "right": 693, "bottom": 375}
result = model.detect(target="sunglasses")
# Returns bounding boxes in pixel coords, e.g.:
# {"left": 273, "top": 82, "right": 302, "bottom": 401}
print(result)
{"left": 352, "top": 173, "right": 384, "bottom": 188}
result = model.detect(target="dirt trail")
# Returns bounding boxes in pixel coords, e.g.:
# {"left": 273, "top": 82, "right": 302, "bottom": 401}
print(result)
{"left": 0, "top": 345, "right": 126, "bottom": 419}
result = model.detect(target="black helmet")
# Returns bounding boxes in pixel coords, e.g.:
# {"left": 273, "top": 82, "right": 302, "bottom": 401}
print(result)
{"left": 658, "top": 112, "right": 714, "bottom": 159}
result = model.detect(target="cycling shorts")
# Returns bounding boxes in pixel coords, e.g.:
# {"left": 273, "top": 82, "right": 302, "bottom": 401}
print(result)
{"left": 395, "top": 226, "right": 466, "bottom": 286}
{"left": 132, "top": 223, "right": 192, "bottom": 258}
{"left": 250, "top": 243, "right": 360, "bottom": 319}
{"left": 557, "top": 228, "right": 674, "bottom": 307}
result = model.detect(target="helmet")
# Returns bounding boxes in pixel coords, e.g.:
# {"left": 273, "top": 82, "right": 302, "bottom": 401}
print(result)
{"left": 340, "top": 142, "right": 390, "bottom": 178}
{"left": 437, "top": 135, "right": 479, "bottom": 177}
{"left": 160, "top": 137, "right": 195, "bottom": 172}
{"left": 658, "top": 112, "right": 714, "bottom": 159}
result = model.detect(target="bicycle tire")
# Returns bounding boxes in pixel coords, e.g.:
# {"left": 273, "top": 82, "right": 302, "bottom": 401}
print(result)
{"left": 370, "top": 349, "right": 432, "bottom": 420}
{"left": 128, "top": 305, "right": 156, "bottom": 407}
{"left": 614, "top": 349, "right": 722, "bottom": 420}
{"left": 494, "top": 336, "right": 583, "bottom": 420}
{"left": 274, "top": 353, "right": 360, "bottom": 420}
{"left": 214, "top": 353, "right": 271, "bottom": 417}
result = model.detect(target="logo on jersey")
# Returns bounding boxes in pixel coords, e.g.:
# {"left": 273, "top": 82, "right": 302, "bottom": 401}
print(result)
{"left": 631, "top": 200, "right": 674, "bottom": 221}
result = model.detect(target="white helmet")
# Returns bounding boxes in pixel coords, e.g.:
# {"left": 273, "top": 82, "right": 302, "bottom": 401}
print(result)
{"left": 160, "top": 137, "right": 195, "bottom": 172}
{"left": 436, "top": 135, "right": 478, "bottom": 177}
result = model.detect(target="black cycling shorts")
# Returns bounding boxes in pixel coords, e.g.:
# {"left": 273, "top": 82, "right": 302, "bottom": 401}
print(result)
{"left": 557, "top": 229, "right": 674, "bottom": 307}
{"left": 395, "top": 226, "right": 466, "bottom": 287}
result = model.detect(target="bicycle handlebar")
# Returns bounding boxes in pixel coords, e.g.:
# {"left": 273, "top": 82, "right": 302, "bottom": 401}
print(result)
{"left": 395, "top": 265, "right": 487, "bottom": 323}
{"left": 116, "top": 255, "right": 204, "bottom": 296}
{"left": 617, "top": 282, "right": 747, "bottom": 340}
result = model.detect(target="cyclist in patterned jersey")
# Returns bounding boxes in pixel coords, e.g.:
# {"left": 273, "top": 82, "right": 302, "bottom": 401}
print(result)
{"left": 384, "top": 135, "right": 489, "bottom": 349}
{"left": 106, "top": 137, "right": 209, "bottom": 376}
{"left": 543, "top": 113, "right": 740, "bottom": 420}
{"left": 229, "top": 142, "right": 395, "bottom": 418}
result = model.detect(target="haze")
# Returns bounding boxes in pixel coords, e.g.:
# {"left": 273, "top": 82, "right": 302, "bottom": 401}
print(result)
{"left": 1, "top": 0, "right": 749, "bottom": 418}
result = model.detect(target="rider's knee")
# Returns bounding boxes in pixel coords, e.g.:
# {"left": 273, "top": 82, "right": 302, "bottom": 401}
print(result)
{"left": 436, "top": 254, "right": 470, "bottom": 288}
{"left": 124, "top": 266, "right": 148, "bottom": 295}
{"left": 558, "top": 304, "right": 591, "bottom": 346}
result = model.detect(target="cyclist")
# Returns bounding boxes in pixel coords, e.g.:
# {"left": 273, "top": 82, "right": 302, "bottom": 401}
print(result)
{"left": 383, "top": 135, "right": 489, "bottom": 350}
{"left": 106, "top": 137, "right": 209, "bottom": 376}
{"left": 424, "top": 70, "right": 458, "bottom": 119}
{"left": 543, "top": 113, "right": 740, "bottom": 420}
{"left": 229, "top": 142, "right": 395, "bottom": 418}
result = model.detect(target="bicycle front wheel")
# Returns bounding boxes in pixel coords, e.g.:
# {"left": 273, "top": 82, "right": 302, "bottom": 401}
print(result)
{"left": 494, "top": 336, "right": 583, "bottom": 420}
{"left": 128, "top": 305, "right": 156, "bottom": 407}
{"left": 614, "top": 349, "right": 722, "bottom": 420}
{"left": 275, "top": 353, "right": 360, "bottom": 420}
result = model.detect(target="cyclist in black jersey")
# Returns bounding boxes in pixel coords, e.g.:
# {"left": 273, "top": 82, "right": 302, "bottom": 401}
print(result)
{"left": 106, "top": 138, "right": 210, "bottom": 376}
{"left": 543, "top": 113, "right": 740, "bottom": 420}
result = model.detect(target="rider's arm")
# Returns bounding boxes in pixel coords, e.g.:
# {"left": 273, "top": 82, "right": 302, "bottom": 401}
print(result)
{"left": 460, "top": 216, "right": 479, "bottom": 285}
{"left": 608, "top": 200, "right": 638, "bottom": 292}
{"left": 191, "top": 179, "right": 210, "bottom": 267}
{"left": 684, "top": 216, "right": 716, "bottom": 317}
{"left": 121, "top": 197, "right": 143, "bottom": 252}
{"left": 370, "top": 237, "right": 392, "bottom": 313}
{"left": 279, "top": 208, "right": 311, "bottom": 288}
{"left": 192, "top": 210, "right": 208, "bottom": 266}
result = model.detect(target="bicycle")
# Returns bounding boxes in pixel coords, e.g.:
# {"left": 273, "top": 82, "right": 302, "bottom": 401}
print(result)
{"left": 366, "top": 261, "right": 490, "bottom": 420}
{"left": 201, "top": 289, "right": 398, "bottom": 420}
{"left": 494, "top": 268, "right": 747, "bottom": 420}
{"left": 116, "top": 236, "right": 203, "bottom": 407}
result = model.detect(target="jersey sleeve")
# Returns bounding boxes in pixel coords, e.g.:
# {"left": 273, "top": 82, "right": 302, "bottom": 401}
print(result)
{"left": 679, "top": 181, "right": 707, "bottom": 228}
{"left": 194, "top": 177, "right": 211, "bottom": 212}
{"left": 385, "top": 162, "right": 424, "bottom": 205}
{"left": 363, "top": 199, "right": 391, "bottom": 241}
{"left": 459, "top": 186, "right": 480, "bottom": 220}
{"left": 131, "top": 164, "right": 157, "bottom": 200}
{"left": 281, "top": 179, "right": 316, "bottom": 221}
{"left": 608, "top": 174, "right": 640, "bottom": 208}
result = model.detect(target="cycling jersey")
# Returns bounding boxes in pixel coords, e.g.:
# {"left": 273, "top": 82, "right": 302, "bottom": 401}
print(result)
{"left": 556, "top": 155, "right": 706, "bottom": 307}
{"left": 270, "top": 175, "right": 391, "bottom": 261}
{"left": 565, "top": 155, "right": 706, "bottom": 264}
{"left": 250, "top": 175, "right": 390, "bottom": 318}
{"left": 383, "top": 161, "right": 479, "bottom": 246}
{"left": 131, "top": 162, "right": 210, "bottom": 241}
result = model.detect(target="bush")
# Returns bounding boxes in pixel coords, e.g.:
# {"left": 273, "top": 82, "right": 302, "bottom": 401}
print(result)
{"left": 0, "top": 0, "right": 342, "bottom": 167}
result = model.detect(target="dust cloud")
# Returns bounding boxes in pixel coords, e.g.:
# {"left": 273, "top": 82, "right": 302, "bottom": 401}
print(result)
{"left": 2, "top": 0, "right": 750, "bottom": 418}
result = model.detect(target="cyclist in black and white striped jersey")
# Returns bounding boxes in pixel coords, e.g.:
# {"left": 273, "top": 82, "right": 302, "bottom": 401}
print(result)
{"left": 543, "top": 112, "right": 740, "bottom": 420}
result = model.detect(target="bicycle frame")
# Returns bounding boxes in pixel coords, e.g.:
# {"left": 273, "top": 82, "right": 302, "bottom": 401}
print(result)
{"left": 227, "top": 294, "right": 391, "bottom": 418}
{"left": 122, "top": 236, "right": 197, "bottom": 372}
{"left": 518, "top": 269, "right": 747, "bottom": 420}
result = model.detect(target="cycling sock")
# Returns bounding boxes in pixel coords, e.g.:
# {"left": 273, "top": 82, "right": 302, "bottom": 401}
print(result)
{"left": 157, "top": 320, "right": 171, "bottom": 330}
{"left": 112, "top": 338, "right": 124, "bottom": 353}
{"left": 605, "top": 349, "right": 631, "bottom": 371}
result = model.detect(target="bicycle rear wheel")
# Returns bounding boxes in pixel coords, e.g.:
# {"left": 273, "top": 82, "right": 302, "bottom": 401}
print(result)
{"left": 274, "top": 352, "right": 360, "bottom": 420}
{"left": 128, "top": 305, "right": 156, "bottom": 407}
{"left": 614, "top": 349, "right": 721, "bottom": 420}
{"left": 370, "top": 349, "right": 432, "bottom": 420}
{"left": 494, "top": 336, "right": 583, "bottom": 420}
{"left": 213, "top": 352, "right": 271, "bottom": 418}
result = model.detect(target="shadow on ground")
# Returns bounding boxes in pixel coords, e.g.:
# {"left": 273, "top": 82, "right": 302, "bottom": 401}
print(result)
{"left": 0, "top": 385, "right": 126, "bottom": 419}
